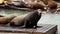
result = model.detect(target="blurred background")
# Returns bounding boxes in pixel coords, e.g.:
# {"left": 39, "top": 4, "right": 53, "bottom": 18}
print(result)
{"left": 0, "top": 0, "right": 60, "bottom": 34}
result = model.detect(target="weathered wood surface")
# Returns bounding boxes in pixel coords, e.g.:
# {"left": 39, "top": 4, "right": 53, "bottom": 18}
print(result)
{"left": 0, "top": 24, "right": 57, "bottom": 34}
{"left": 0, "top": 32, "right": 30, "bottom": 34}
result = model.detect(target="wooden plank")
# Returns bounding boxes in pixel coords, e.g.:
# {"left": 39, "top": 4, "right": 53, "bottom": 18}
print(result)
{"left": 0, "top": 24, "right": 57, "bottom": 34}
{"left": 0, "top": 32, "right": 30, "bottom": 34}
{"left": 32, "top": 24, "right": 57, "bottom": 34}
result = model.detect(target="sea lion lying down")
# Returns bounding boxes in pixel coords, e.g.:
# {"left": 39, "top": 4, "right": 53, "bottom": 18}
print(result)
{"left": 26, "top": 1, "right": 46, "bottom": 10}
{"left": 10, "top": 9, "right": 42, "bottom": 28}
{"left": 0, "top": 0, "right": 4, "bottom": 5}
{"left": 48, "top": 0, "right": 57, "bottom": 9}
{"left": 10, "top": 15, "right": 25, "bottom": 27}
{"left": 0, "top": 15, "right": 16, "bottom": 25}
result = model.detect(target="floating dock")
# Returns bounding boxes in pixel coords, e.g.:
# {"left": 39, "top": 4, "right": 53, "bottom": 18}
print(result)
{"left": 0, "top": 24, "right": 57, "bottom": 34}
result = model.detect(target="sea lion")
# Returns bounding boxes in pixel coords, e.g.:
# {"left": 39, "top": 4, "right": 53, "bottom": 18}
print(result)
{"left": 0, "top": 0, "right": 4, "bottom": 5}
{"left": 0, "top": 15, "right": 16, "bottom": 25}
{"left": 7, "top": 0, "right": 28, "bottom": 8}
{"left": 10, "top": 9, "right": 42, "bottom": 28}
{"left": 26, "top": 1, "right": 46, "bottom": 10}
{"left": 10, "top": 15, "right": 25, "bottom": 27}
{"left": 48, "top": 0, "right": 57, "bottom": 9}
{"left": 24, "top": 9, "right": 42, "bottom": 28}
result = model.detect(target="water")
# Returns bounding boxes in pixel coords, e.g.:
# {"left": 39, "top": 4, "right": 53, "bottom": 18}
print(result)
{"left": 0, "top": 9, "right": 60, "bottom": 34}
{"left": 0, "top": 9, "right": 30, "bottom": 16}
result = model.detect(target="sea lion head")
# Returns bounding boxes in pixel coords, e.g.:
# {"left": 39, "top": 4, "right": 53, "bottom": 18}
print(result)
{"left": 37, "top": 9, "right": 42, "bottom": 15}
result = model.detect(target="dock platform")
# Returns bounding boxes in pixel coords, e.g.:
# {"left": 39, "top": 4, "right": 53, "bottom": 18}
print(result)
{"left": 0, "top": 24, "right": 57, "bottom": 34}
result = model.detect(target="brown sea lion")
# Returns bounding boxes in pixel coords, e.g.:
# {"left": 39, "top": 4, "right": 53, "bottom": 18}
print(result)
{"left": 0, "top": 15, "right": 16, "bottom": 25}
{"left": 0, "top": 0, "right": 5, "bottom": 5}
{"left": 48, "top": 0, "right": 57, "bottom": 9}
{"left": 0, "top": 0, "right": 4, "bottom": 4}
{"left": 48, "top": 0, "right": 57, "bottom": 1}
{"left": 10, "top": 15, "right": 25, "bottom": 27}
{"left": 26, "top": 1, "right": 46, "bottom": 10}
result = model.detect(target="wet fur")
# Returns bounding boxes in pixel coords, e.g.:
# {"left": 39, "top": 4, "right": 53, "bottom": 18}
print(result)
{"left": 10, "top": 15, "right": 25, "bottom": 27}
{"left": 10, "top": 10, "right": 42, "bottom": 28}
{"left": 27, "top": 1, "right": 46, "bottom": 10}
{"left": 48, "top": 0, "right": 57, "bottom": 9}
{"left": 24, "top": 10, "right": 41, "bottom": 28}
{"left": 0, "top": 15, "right": 16, "bottom": 25}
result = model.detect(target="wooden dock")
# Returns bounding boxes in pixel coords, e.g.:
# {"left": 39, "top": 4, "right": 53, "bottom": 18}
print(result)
{"left": 0, "top": 24, "right": 57, "bottom": 34}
